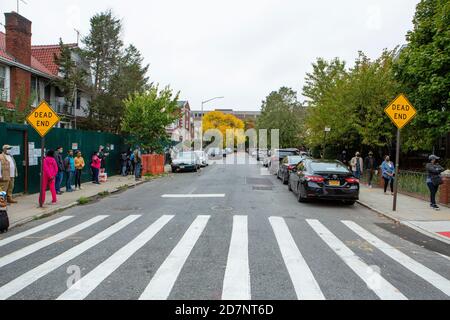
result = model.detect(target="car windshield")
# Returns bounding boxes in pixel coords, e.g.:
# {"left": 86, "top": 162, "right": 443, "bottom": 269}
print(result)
{"left": 310, "top": 162, "right": 350, "bottom": 173}
{"left": 177, "top": 152, "right": 195, "bottom": 159}
{"left": 288, "top": 156, "right": 303, "bottom": 164}
{"left": 279, "top": 151, "right": 299, "bottom": 158}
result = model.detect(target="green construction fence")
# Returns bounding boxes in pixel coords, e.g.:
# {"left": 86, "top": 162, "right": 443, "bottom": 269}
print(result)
{"left": 0, "top": 122, "right": 128, "bottom": 195}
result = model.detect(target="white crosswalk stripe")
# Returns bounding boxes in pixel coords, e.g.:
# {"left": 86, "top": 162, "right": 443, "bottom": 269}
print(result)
{"left": 1, "top": 214, "right": 449, "bottom": 300}
{"left": 0, "top": 216, "right": 108, "bottom": 269}
{"left": 306, "top": 219, "right": 407, "bottom": 300}
{"left": 269, "top": 217, "right": 325, "bottom": 300}
{"left": 0, "top": 216, "right": 74, "bottom": 248}
{"left": 0, "top": 215, "right": 140, "bottom": 300}
{"left": 139, "top": 215, "right": 210, "bottom": 300}
{"left": 57, "top": 215, "right": 174, "bottom": 300}
{"left": 342, "top": 221, "right": 450, "bottom": 297}
{"left": 222, "top": 215, "right": 251, "bottom": 300}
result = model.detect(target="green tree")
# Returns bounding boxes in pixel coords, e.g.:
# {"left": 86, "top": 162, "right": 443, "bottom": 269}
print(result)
{"left": 53, "top": 39, "right": 88, "bottom": 112}
{"left": 80, "top": 10, "right": 150, "bottom": 133}
{"left": 121, "top": 85, "right": 180, "bottom": 153}
{"left": 303, "top": 52, "right": 400, "bottom": 153}
{"left": 257, "top": 87, "right": 306, "bottom": 148}
{"left": 394, "top": 0, "right": 450, "bottom": 150}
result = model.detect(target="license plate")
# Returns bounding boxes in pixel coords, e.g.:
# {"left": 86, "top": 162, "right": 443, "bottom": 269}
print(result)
{"left": 329, "top": 180, "right": 340, "bottom": 187}
{"left": 180, "top": 166, "right": 185, "bottom": 169}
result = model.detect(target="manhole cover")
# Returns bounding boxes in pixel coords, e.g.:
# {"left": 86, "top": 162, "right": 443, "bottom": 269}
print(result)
{"left": 253, "top": 186, "right": 273, "bottom": 191}
{"left": 211, "top": 206, "right": 234, "bottom": 212}
{"left": 246, "top": 177, "right": 273, "bottom": 186}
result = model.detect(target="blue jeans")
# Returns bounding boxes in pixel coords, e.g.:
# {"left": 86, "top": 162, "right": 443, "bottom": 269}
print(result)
{"left": 55, "top": 171, "right": 64, "bottom": 193}
{"left": 427, "top": 182, "right": 439, "bottom": 206}
{"left": 92, "top": 167, "right": 100, "bottom": 184}
{"left": 65, "top": 171, "right": 74, "bottom": 192}
{"left": 135, "top": 163, "right": 141, "bottom": 179}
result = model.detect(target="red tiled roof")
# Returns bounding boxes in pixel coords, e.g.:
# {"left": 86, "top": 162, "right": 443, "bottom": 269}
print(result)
{"left": 32, "top": 43, "right": 77, "bottom": 76}
{"left": 0, "top": 31, "right": 76, "bottom": 78}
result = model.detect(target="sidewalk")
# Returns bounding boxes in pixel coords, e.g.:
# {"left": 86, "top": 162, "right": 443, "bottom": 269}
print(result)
{"left": 358, "top": 185, "right": 450, "bottom": 245}
{"left": 7, "top": 175, "right": 145, "bottom": 229}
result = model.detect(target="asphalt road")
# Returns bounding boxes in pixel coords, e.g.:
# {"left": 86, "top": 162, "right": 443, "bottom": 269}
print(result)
{"left": 0, "top": 154, "right": 449, "bottom": 300}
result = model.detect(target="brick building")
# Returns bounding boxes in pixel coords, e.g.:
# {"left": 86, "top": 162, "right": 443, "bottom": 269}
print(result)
{"left": 166, "top": 101, "right": 193, "bottom": 142}
{"left": 0, "top": 12, "right": 91, "bottom": 128}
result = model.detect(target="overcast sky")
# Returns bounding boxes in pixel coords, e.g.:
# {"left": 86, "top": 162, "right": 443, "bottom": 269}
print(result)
{"left": 1, "top": 0, "right": 420, "bottom": 111}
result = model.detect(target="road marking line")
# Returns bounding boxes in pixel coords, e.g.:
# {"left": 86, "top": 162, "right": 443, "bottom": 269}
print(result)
{"left": 57, "top": 215, "right": 174, "bottom": 300}
{"left": 222, "top": 216, "right": 251, "bottom": 300}
{"left": 342, "top": 221, "right": 450, "bottom": 296}
{"left": 436, "top": 253, "right": 450, "bottom": 262}
{"left": 161, "top": 194, "right": 225, "bottom": 198}
{"left": 0, "top": 215, "right": 140, "bottom": 300}
{"left": 269, "top": 217, "right": 325, "bottom": 300}
{"left": 306, "top": 220, "right": 407, "bottom": 300}
{"left": 0, "top": 216, "right": 74, "bottom": 248}
{"left": 0, "top": 216, "right": 108, "bottom": 269}
{"left": 139, "top": 215, "right": 210, "bottom": 300}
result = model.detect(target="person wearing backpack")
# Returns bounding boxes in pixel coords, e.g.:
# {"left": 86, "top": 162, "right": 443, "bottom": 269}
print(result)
{"left": 426, "top": 155, "right": 445, "bottom": 211}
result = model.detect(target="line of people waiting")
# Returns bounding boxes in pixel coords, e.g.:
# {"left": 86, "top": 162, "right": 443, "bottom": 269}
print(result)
{"left": 40, "top": 146, "right": 109, "bottom": 206}
{"left": 340, "top": 151, "right": 445, "bottom": 211}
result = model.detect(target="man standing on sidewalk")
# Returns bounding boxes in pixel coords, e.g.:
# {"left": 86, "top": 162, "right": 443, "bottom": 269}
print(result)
{"left": 426, "top": 155, "right": 445, "bottom": 211}
{"left": 350, "top": 152, "right": 364, "bottom": 179}
{"left": 133, "top": 147, "right": 142, "bottom": 181}
{"left": 364, "top": 151, "right": 378, "bottom": 188}
{"left": 0, "top": 145, "right": 18, "bottom": 204}
{"left": 64, "top": 150, "right": 75, "bottom": 193}
{"left": 54, "top": 147, "right": 65, "bottom": 195}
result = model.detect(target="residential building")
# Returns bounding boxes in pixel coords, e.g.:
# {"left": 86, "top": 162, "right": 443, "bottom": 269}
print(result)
{"left": 166, "top": 101, "right": 193, "bottom": 142}
{"left": 0, "top": 11, "right": 91, "bottom": 129}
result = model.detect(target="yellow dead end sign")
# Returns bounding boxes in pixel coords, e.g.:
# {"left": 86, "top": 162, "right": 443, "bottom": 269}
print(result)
{"left": 26, "top": 100, "right": 60, "bottom": 137}
{"left": 384, "top": 93, "right": 417, "bottom": 129}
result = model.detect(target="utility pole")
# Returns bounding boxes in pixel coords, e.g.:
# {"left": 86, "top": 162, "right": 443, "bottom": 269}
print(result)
{"left": 200, "top": 96, "right": 224, "bottom": 152}
{"left": 16, "top": 0, "right": 27, "bottom": 14}
{"left": 74, "top": 29, "right": 81, "bottom": 45}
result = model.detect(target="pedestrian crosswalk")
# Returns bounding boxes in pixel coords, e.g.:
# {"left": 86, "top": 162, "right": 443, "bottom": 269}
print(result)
{"left": 0, "top": 213, "right": 449, "bottom": 300}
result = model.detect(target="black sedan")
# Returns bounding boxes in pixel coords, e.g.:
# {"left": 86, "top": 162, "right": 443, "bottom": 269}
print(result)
{"left": 277, "top": 156, "right": 306, "bottom": 185}
{"left": 288, "top": 159, "right": 360, "bottom": 205}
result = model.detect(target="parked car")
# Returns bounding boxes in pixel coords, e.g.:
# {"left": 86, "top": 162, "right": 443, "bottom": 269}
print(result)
{"left": 277, "top": 155, "right": 306, "bottom": 185}
{"left": 288, "top": 159, "right": 360, "bottom": 205}
{"left": 268, "top": 148, "right": 300, "bottom": 175}
{"left": 171, "top": 152, "right": 201, "bottom": 173}
{"left": 194, "top": 151, "right": 208, "bottom": 167}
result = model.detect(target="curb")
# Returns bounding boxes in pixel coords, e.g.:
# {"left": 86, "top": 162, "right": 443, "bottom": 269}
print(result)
{"left": 8, "top": 179, "right": 148, "bottom": 230}
{"left": 357, "top": 200, "right": 450, "bottom": 245}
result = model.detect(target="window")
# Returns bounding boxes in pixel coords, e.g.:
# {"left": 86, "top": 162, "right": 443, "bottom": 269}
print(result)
{"left": 0, "top": 66, "right": 6, "bottom": 100}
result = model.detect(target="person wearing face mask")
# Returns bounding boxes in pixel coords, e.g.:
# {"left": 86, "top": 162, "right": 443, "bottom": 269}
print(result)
{"left": 381, "top": 155, "right": 395, "bottom": 195}
{"left": 350, "top": 152, "right": 364, "bottom": 179}
{"left": 0, "top": 145, "right": 18, "bottom": 204}
{"left": 426, "top": 155, "right": 445, "bottom": 211}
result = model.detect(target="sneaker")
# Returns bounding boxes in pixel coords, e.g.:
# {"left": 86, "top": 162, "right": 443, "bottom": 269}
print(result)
{"left": 433, "top": 205, "right": 441, "bottom": 211}
{"left": 79, "top": 187, "right": 84, "bottom": 190}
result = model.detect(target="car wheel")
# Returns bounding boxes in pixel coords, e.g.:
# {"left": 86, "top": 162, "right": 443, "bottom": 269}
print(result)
{"left": 277, "top": 170, "right": 281, "bottom": 180}
{"left": 297, "top": 184, "right": 307, "bottom": 203}
{"left": 283, "top": 174, "right": 288, "bottom": 185}
{"left": 288, "top": 179, "right": 292, "bottom": 192}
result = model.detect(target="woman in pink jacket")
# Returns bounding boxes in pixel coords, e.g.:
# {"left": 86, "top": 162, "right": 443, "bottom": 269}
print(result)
{"left": 91, "top": 151, "right": 101, "bottom": 185}
{"left": 41, "top": 149, "right": 59, "bottom": 205}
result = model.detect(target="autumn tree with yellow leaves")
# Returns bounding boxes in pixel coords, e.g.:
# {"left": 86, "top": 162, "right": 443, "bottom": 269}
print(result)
{"left": 202, "top": 111, "right": 246, "bottom": 148}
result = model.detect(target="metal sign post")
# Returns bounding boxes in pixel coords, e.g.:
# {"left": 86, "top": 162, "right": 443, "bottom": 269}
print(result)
{"left": 384, "top": 94, "right": 417, "bottom": 212}
{"left": 393, "top": 129, "right": 401, "bottom": 211}
{"left": 39, "top": 137, "right": 45, "bottom": 208}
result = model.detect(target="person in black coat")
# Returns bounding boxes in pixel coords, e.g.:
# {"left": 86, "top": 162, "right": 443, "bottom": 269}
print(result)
{"left": 364, "top": 151, "right": 378, "bottom": 188}
{"left": 54, "top": 147, "right": 65, "bottom": 195}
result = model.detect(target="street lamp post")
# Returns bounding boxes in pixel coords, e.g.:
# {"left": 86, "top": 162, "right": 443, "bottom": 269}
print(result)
{"left": 200, "top": 96, "right": 224, "bottom": 151}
